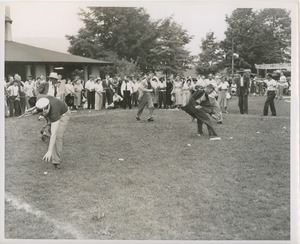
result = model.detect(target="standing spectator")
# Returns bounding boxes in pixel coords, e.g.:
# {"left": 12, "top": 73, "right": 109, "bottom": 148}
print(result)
{"left": 172, "top": 76, "right": 183, "bottom": 109}
{"left": 14, "top": 74, "right": 26, "bottom": 115}
{"left": 24, "top": 75, "right": 35, "bottom": 109}
{"left": 158, "top": 77, "right": 167, "bottom": 109}
{"left": 217, "top": 77, "right": 229, "bottom": 113}
{"left": 250, "top": 77, "right": 256, "bottom": 96}
{"left": 4, "top": 78, "right": 9, "bottom": 117}
{"left": 65, "top": 79, "right": 76, "bottom": 110}
{"left": 181, "top": 78, "right": 191, "bottom": 106}
{"left": 131, "top": 77, "right": 139, "bottom": 107}
{"left": 74, "top": 79, "right": 84, "bottom": 109}
{"left": 37, "top": 72, "right": 58, "bottom": 97}
{"left": 94, "top": 78, "right": 104, "bottom": 110}
{"left": 235, "top": 69, "right": 250, "bottom": 114}
{"left": 85, "top": 75, "right": 95, "bottom": 109}
{"left": 136, "top": 75, "right": 155, "bottom": 121}
{"left": 7, "top": 80, "right": 21, "bottom": 117}
{"left": 231, "top": 80, "right": 237, "bottom": 96}
{"left": 57, "top": 75, "right": 66, "bottom": 101}
{"left": 121, "top": 77, "right": 133, "bottom": 109}
{"left": 277, "top": 71, "right": 287, "bottom": 100}
{"left": 262, "top": 73, "right": 277, "bottom": 116}
{"left": 204, "top": 74, "right": 218, "bottom": 98}
{"left": 257, "top": 77, "right": 264, "bottom": 96}
{"left": 151, "top": 77, "right": 159, "bottom": 108}
{"left": 166, "top": 78, "right": 173, "bottom": 109}
{"left": 102, "top": 74, "right": 112, "bottom": 107}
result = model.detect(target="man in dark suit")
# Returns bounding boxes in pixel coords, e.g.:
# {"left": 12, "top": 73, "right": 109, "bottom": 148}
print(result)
{"left": 235, "top": 69, "right": 250, "bottom": 114}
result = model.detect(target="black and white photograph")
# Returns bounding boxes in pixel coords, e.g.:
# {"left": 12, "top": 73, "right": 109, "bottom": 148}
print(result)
{"left": 0, "top": 0, "right": 299, "bottom": 243}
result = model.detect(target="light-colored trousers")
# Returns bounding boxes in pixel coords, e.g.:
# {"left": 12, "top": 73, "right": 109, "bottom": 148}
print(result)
{"left": 95, "top": 92, "right": 103, "bottom": 110}
{"left": 182, "top": 90, "right": 191, "bottom": 106}
{"left": 52, "top": 111, "right": 70, "bottom": 165}
{"left": 137, "top": 92, "right": 154, "bottom": 118}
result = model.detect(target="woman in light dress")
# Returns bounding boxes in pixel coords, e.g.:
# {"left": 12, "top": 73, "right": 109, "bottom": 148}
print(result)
{"left": 181, "top": 78, "right": 191, "bottom": 106}
{"left": 172, "top": 76, "right": 183, "bottom": 108}
{"left": 94, "top": 78, "right": 104, "bottom": 110}
{"left": 151, "top": 77, "right": 159, "bottom": 108}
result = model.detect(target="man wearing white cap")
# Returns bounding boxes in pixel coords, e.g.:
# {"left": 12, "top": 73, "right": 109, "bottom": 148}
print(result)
{"left": 35, "top": 96, "right": 70, "bottom": 169}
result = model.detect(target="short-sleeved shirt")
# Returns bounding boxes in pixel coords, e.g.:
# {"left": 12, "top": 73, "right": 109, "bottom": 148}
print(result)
{"left": 41, "top": 95, "right": 68, "bottom": 122}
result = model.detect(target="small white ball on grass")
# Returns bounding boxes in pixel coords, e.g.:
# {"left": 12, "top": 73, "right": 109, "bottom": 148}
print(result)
{"left": 118, "top": 158, "right": 124, "bottom": 161}
{"left": 229, "top": 137, "right": 233, "bottom": 140}
{"left": 43, "top": 172, "right": 48, "bottom": 175}
{"left": 283, "top": 127, "right": 286, "bottom": 129}
{"left": 187, "top": 144, "right": 191, "bottom": 147}
{"left": 256, "top": 132, "right": 260, "bottom": 134}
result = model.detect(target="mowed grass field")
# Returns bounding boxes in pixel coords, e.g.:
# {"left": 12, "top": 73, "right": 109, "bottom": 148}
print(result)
{"left": 5, "top": 96, "right": 290, "bottom": 240}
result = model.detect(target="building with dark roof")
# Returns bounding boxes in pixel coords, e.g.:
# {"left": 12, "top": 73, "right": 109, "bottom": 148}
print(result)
{"left": 4, "top": 6, "right": 112, "bottom": 81}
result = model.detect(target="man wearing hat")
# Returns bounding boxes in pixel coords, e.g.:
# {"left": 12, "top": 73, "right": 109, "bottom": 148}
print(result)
{"left": 37, "top": 72, "right": 58, "bottom": 97}
{"left": 35, "top": 95, "right": 70, "bottom": 169}
{"left": 182, "top": 84, "right": 221, "bottom": 140}
{"left": 235, "top": 68, "right": 250, "bottom": 114}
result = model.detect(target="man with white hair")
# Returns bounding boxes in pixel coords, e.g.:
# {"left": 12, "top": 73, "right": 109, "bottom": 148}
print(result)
{"left": 35, "top": 96, "right": 70, "bottom": 169}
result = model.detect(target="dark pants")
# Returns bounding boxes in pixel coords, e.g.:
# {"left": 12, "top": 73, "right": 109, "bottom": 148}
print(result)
{"left": 159, "top": 91, "right": 167, "bottom": 108}
{"left": 19, "top": 93, "right": 26, "bottom": 115}
{"left": 87, "top": 91, "right": 95, "bottom": 109}
{"left": 65, "top": 94, "right": 74, "bottom": 107}
{"left": 105, "top": 89, "right": 113, "bottom": 105}
{"left": 132, "top": 92, "right": 138, "bottom": 106}
{"left": 9, "top": 96, "right": 21, "bottom": 117}
{"left": 263, "top": 91, "right": 276, "bottom": 116}
{"left": 123, "top": 91, "right": 132, "bottom": 109}
{"left": 183, "top": 105, "right": 218, "bottom": 136}
{"left": 238, "top": 88, "right": 248, "bottom": 114}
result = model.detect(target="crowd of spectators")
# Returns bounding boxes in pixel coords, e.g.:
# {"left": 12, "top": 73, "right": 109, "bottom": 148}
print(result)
{"left": 4, "top": 71, "right": 291, "bottom": 117}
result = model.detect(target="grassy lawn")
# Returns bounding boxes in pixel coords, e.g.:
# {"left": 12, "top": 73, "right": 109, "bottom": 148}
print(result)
{"left": 5, "top": 95, "right": 290, "bottom": 240}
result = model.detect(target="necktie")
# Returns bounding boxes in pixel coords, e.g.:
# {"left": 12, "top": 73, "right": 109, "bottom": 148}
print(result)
{"left": 147, "top": 81, "right": 151, "bottom": 89}
{"left": 125, "top": 83, "right": 127, "bottom": 91}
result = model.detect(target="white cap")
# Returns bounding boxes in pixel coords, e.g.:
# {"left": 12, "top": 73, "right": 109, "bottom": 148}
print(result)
{"left": 36, "top": 98, "right": 50, "bottom": 109}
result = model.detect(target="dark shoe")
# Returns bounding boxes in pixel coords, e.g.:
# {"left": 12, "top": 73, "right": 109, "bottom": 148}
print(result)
{"left": 136, "top": 116, "right": 141, "bottom": 121}
{"left": 53, "top": 164, "right": 61, "bottom": 170}
{"left": 272, "top": 114, "right": 277, "bottom": 116}
{"left": 148, "top": 117, "right": 154, "bottom": 122}
{"left": 217, "top": 121, "right": 223, "bottom": 124}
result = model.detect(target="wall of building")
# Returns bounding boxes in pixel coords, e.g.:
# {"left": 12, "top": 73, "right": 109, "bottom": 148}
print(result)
{"left": 34, "top": 64, "right": 47, "bottom": 79}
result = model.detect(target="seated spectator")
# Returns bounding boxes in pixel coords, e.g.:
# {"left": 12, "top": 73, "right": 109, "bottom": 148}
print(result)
{"left": 107, "top": 92, "right": 123, "bottom": 109}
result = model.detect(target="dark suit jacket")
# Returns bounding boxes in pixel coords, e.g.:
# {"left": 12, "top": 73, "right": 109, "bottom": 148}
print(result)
{"left": 235, "top": 76, "right": 250, "bottom": 96}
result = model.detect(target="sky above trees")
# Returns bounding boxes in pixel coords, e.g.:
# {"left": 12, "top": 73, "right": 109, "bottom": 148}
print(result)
{"left": 8, "top": 2, "right": 236, "bottom": 55}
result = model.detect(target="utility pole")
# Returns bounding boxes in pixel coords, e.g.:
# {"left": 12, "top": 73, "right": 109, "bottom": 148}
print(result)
{"left": 231, "top": 39, "right": 234, "bottom": 77}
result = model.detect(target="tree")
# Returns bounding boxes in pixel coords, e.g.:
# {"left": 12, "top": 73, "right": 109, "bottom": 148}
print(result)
{"left": 149, "top": 17, "right": 193, "bottom": 76}
{"left": 66, "top": 7, "right": 159, "bottom": 73}
{"left": 195, "top": 32, "right": 224, "bottom": 76}
{"left": 221, "top": 8, "right": 291, "bottom": 72}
